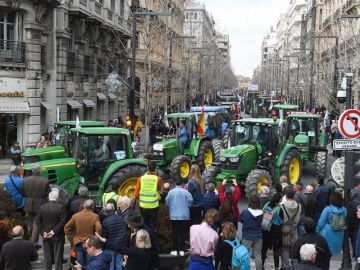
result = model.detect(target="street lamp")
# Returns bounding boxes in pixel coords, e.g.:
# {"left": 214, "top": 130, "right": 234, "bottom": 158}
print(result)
{"left": 129, "top": 11, "right": 171, "bottom": 126}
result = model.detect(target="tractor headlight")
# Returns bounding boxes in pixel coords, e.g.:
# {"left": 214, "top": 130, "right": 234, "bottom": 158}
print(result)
{"left": 229, "top": 157, "right": 239, "bottom": 163}
{"left": 153, "top": 143, "right": 163, "bottom": 151}
{"left": 220, "top": 156, "right": 226, "bottom": 162}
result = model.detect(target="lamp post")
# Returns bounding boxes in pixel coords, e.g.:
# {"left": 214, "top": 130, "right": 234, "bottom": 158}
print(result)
{"left": 129, "top": 11, "right": 171, "bottom": 127}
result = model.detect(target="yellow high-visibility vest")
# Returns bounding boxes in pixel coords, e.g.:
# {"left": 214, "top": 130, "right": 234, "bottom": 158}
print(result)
{"left": 139, "top": 174, "right": 159, "bottom": 209}
{"left": 102, "top": 191, "right": 119, "bottom": 206}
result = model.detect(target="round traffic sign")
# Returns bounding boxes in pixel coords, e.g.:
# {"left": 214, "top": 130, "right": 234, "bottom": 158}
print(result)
{"left": 338, "top": 109, "right": 360, "bottom": 139}
{"left": 331, "top": 157, "right": 344, "bottom": 186}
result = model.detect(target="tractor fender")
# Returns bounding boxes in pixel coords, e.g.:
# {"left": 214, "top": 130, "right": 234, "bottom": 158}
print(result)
{"left": 99, "top": 159, "right": 147, "bottom": 192}
{"left": 275, "top": 144, "right": 300, "bottom": 170}
{"left": 189, "top": 137, "right": 210, "bottom": 157}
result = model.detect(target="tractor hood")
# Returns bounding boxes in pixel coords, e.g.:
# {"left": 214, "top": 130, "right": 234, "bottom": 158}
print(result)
{"left": 220, "top": 144, "right": 256, "bottom": 158}
{"left": 294, "top": 133, "right": 310, "bottom": 145}
{"left": 153, "top": 137, "right": 179, "bottom": 150}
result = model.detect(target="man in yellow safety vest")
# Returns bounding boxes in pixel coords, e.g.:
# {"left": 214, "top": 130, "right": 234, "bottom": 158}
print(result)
{"left": 102, "top": 182, "right": 120, "bottom": 207}
{"left": 134, "top": 161, "right": 162, "bottom": 232}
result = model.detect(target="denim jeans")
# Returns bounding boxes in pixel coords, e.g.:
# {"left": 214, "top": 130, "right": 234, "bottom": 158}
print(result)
{"left": 76, "top": 243, "right": 88, "bottom": 267}
{"left": 106, "top": 250, "right": 123, "bottom": 270}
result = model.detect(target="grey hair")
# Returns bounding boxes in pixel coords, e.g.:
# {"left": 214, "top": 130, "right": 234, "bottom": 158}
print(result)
{"left": 78, "top": 186, "right": 88, "bottom": 197}
{"left": 83, "top": 199, "right": 94, "bottom": 210}
{"left": 32, "top": 164, "right": 42, "bottom": 175}
{"left": 48, "top": 190, "right": 59, "bottom": 201}
{"left": 104, "top": 203, "right": 115, "bottom": 213}
{"left": 261, "top": 185, "right": 269, "bottom": 195}
{"left": 118, "top": 196, "right": 130, "bottom": 205}
{"left": 300, "top": 243, "right": 316, "bottom": 261}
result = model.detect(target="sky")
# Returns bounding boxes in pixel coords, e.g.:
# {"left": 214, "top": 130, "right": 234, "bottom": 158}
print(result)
{"left": 204, "top": 0, "right": 288, "bottom": 78}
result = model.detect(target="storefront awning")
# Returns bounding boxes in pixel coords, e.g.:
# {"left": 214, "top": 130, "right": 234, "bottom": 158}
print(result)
{"left": 97, "top": 93, "right": 107, "bottom": 101}
{"left": 41, "top": 102, "right": 51, "bottom": 110}
{"left": 0, "top": 101, "right": 30, "bottom": 113}
{"left": 67, "top": 100, "right": 82, "bottom": 109}
{"left": 108, "top": 93, "right": 117, "bottom": 101}
{"left": 83, "top": 99, "right": 95, "bottom": 108}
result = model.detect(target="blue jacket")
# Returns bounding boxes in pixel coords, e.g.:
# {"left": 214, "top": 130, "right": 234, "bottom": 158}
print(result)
{"left": 240, "top": 208, "right": 263, "bottom": 241}
{"left": 188, "top": 179, "right": 202, "bottom": 207}
{"left": 85, "top": 251, "right": 112, "bottom": 270}
{"left": 201, "top": 191, "right": 219, "bottom": 214}
{"left": 316, "top": 205, "right": 347, "bottom": 256}
{"left": 166, "top": 186, "right": 193, "bottom": 220}
{"left": 315, "top": 185, "right": 329, "bottom": 220}
{"left": 102, "top": 213, "right": 128, "bottom": 248}
{"left": 4, "top": 175, "right": 25, "bottom": 209}
{"left": 179, "top": 127, "right": 188, "bottom": 145}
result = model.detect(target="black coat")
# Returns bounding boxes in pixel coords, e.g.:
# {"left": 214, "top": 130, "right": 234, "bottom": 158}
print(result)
{"left": 0, "top": 238, "right": 38, "bottom": 270}
{"left": 67, "top": 195, "right": 88, "bottom": 218}
{"left": 292, "top": 232, "right": 331, "bottom": 270}
{"left": 215, "top": 238, "right": 232, "bottom": 270}
{"left": 291, "top": 260, "right": 322, "bottom": 270}
{"left": 304, "top": 193, "right": 316, "bottom": 219}
{"left": 102, "top": 213, "right": 128, "bottom": 248}
{"left": 37, "top": 201, "right": 67, "bottom": 240}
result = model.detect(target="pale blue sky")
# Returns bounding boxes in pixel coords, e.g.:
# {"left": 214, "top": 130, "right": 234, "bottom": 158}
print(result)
{"left": 204, "top": 0, "right": 288, "bottom": 77}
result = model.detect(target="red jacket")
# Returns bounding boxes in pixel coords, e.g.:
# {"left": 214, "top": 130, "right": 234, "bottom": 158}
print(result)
{"left": 218, "top": 184, "right": 241, "bottom": 221}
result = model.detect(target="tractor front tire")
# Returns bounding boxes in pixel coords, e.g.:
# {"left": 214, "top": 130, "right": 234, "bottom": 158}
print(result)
{"left": 107, "top": 164, "right": 147, "bottom": 199}
{"left": 202, "top": 165, "right": 221, "bottom": 184}
{"left": 245, "top": 169, "right": 272, "bottom": 197}
{"left": 222, "top": 130, "right": 231, "bottom": 149}
{"left": 315, "top": 151, "right": 327, "bottom": 178}
{"left": 212, "top": 139, "right": 222, "bottom": 162}
{"left": 197, "top": 141, "right": 215, "bottom": 172}
{"left": 171, "top": 155, "right": 192, "bottom": 182}
{"left": 280, "top": 149, "right": 302, "bottom": 186}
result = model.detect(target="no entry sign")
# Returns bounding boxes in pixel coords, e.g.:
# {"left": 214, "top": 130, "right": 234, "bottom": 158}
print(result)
{"left": 339, "top": 109, "right": 360, "bottom": 139}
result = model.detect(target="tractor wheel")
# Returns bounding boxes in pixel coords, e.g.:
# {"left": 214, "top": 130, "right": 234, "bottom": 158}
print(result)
{"left": 245, "top": 169, "right": 272, "bottom": 197}
{"left": 280, "top": 149, "right": 302, "bottom": 186}
{"left": 315, "top": 151, "right": 327, "bottom": 178}
{"left": 222, "top": 130, "right": 231, "bottom": 149}
{"left": 107, "top": 164, "right": 147, "bottom": 199}
{"left": 171, "top": 155, "right": 192, "bottom": 182}
{"left": 196, "top": 140, "right": 215, "bottom": 172}
{"left": 212, "top": 139, "right": 222, "bottom": 162}
{"left": 202, "top": 165, "right": 221, "bottom": 184}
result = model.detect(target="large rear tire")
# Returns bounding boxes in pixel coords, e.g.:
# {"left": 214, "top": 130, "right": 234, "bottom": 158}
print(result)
{"left": 316, "top": 151, "right": 327, "bottom": 178}
{"left": 171, "top": 155, "right": 192, "bottom": 182}
{"left": 212, "top": 139, "right": 222, "bottom": 162}
{"left": 245, "top": 169, "right": 272, "bottom": 197}
{"left": 280, "top": 149, "right": 302, "bottom": 186}
{"left": 106, "top": 164, "right": 147, "bottom": 199}
{"left": 202, "top": 165, "right": 221, "bottom": 184}
{"left": 196, "top": 140, "right": 215, "bottom": 172}
{"left": 222, "top": 130, "right": 231, "bottom": 149}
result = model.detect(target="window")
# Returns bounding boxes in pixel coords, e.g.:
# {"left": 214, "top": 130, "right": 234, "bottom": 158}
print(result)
{"left": 111, "top": 0, "right": 115, "bottom": 10}
{"left": 194, "top": 12, "right": 197, "bottom": 20}
{"left": 120, "top": 0, "right": 125, "bottom": 16}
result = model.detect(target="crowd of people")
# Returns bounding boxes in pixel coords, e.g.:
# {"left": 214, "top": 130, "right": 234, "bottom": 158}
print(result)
{"left": 0, "top": 159, "right": 360, "bottom": 270}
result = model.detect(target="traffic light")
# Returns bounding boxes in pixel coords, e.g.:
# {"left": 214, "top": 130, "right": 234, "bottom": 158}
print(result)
{"left": 344, "top": 151, "right": 360, "bottom": 189}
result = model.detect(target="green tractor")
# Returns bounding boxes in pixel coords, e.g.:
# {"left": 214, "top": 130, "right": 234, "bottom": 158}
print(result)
{"left": 286, "top": 113, "right": 327, "bottom": 178}
{"left": 22, "top": 127, "right": 147, "bottom": 202}
{"left": 271, "top": 104, "right": 299, "bottom": 119}
{"left": 21, "top": 121, "right": 106, "bottom": 164}
{"left": 202, "top": 118, "right": 303, "bottom": 196}
{"left": 252, "top": 96, "right": 283, "bottom": 118}
{"left": 151, "top": 112, "right": 215, "bottom": 181}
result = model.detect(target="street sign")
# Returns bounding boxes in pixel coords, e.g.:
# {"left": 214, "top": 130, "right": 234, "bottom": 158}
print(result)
{"left": 331, "top": 157, "right": 345, "bottom": 186}
{"left": 333, "top": 139, "right": 360, "bottom": 150}
{"left": 338, "top": 109, "right": 360, "bottom": 139}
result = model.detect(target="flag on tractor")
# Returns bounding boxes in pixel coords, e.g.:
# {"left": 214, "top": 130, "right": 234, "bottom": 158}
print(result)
{"left": 197, "top": 107, "right": 205, "bottom": 136}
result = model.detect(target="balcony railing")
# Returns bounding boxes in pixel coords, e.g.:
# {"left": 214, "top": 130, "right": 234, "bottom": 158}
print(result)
{"left": 80, "top": 0, "right": 87, "bottom": 5}
{"left": 67, "top": 51, "right": 75, "bottom": 71}
{"left": 107, "top": 9, "right": 113, "bottom": 20}
{"left": 95, "top": 2, "right": 102, "bottom": 13}
{"left": 0, "top": 40, "right": 26, "bottom": 63}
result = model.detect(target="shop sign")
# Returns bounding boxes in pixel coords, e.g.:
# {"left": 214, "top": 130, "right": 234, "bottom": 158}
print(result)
{"left": 0, "top": 91, "right": 24, "bottom": 97}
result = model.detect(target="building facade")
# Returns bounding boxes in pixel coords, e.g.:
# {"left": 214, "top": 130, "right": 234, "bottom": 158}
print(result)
{"left": 0, "top": 0, "right": 130, "bottom": 154}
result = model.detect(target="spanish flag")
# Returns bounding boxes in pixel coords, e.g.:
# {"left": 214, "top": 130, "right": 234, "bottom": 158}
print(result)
{"left": 197, "top": 107, "right": 205, "bottom": 136}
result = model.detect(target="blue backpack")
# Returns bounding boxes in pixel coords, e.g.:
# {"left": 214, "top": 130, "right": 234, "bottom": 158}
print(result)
{"left": 224, "top": 238, "right": 250, "bottom": 270}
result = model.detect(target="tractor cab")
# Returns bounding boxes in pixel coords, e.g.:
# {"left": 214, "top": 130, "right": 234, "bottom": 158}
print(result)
{"left": 272, "top": 104, "right": 299, "bottom": 119}
{"left": 21, "top": 120, "right": 106, "bottom": 164}
{"left": 71, "top": 128, "right": 132, "bottom": 186}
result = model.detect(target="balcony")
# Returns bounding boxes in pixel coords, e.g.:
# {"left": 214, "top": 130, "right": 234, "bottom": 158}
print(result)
{"left": 0, "top": 40, "right": 26, "bottom": 63}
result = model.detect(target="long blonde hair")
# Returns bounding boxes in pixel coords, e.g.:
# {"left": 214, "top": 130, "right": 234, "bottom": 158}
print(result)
{"left": 136, "top": 229, "right": 151, "bottom": 249}
{"left": 188, "top": 164, "right": 204, "bottom": 193}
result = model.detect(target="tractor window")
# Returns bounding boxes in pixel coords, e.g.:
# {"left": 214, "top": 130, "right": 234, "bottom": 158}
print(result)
{"left": 255, "top": 125, "right": 270, "bottom": 152}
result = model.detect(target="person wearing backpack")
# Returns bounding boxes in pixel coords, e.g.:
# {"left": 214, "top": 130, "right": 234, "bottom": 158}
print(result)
{"left": 316, "top": 190, "right": 347, "bottom": 256}
{"left": 280, "top": 187, "right": 301, "bottom": 270}
{"left": 240, "top": 195, "right": 263, "bottom": 270}
{"left": 218, "top": 179, "right": 241, "bottom": 220}
{"left": 261, "top": 192, "right": 283, "bottom": 270}
{"left": 215, "top": 222, "right": 250, "bottom": 270}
